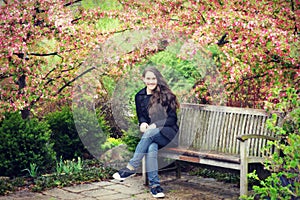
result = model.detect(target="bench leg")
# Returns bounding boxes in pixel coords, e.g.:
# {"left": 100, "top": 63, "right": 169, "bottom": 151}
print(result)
{"left": 175, "top": 160, "right": 181, "bottom": 179}
{"left": 142, "top": 156, "right": 148, "bottom": 185}
{"left": 240, "top": 141, "right": 249, "bottom": 196}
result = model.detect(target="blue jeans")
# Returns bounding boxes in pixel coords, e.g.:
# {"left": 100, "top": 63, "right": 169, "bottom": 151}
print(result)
{"left": 128, "top": 128, "right": 170, "bottom": 187}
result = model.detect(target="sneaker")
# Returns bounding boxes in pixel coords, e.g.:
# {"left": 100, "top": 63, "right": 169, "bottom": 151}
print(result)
{"left": 150, "top": 186, "right": 165, "bottom": 198}
{"left": 112, "top": 167, "right": 136, "bottom": 181}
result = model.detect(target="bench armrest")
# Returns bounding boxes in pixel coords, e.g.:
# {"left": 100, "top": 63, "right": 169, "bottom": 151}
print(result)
{"left": 236, "top": 134, "right": 277, "bottom": 142}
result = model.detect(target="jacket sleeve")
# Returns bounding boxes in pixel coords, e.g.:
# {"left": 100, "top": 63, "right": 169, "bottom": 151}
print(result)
{"left": 135, "top": 94, "right": 148, "bottom": 125}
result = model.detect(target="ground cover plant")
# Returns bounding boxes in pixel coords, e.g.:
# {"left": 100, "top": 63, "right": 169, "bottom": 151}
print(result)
{"left": 0, "top": 159, "right": 115, "bottom": 195}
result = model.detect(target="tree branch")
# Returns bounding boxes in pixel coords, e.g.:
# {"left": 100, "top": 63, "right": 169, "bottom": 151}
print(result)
{"left": 43, "top": 66, "right": 76, "bottom": 86}
{"left": 71, "top": 17, "right": 81, "bottom": 24}
{"left": 43, "top": 67, "right": 57, "bottom": 80}
{"left": 290, "top": 0, "right": 298, "bottom": 35}
{"left": 200, "top": 12, "right": 207, "bottom": 24}
{"left": 113, "top": 28, "right": 133, "bottom": 34}
{"left": 0, "top": 73, "right": 13, "bottom": 80}
{"left": 64, "top": 0, "right": 82, "bottom": 7}
{"left": 29, "top": 63, "right": 84, "bottom": 108}
{"left": 28, "top": 52, "right": 61, "bottom": 57}
{"left": 62, "top": 67, "right": 75, "bottom": 73}
{"left": 55, "top": 65, "right": 95, "bottom": 95}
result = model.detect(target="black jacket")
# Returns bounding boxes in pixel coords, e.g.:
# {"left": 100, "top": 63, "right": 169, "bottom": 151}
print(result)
{"left": 134, "top": 87, "right": 179, "bottom": 144}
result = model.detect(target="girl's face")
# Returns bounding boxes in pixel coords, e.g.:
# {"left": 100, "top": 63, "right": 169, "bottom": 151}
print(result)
{"left": 143, "top": 71, "right": 157, "bottom": 93}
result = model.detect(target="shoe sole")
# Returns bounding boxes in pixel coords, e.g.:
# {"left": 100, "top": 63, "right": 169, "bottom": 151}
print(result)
{"left": 112, "top": 172, "right": 135, "bottom": 181}
{"left": 152, "top": 192, "right": 165, "bottom": 198}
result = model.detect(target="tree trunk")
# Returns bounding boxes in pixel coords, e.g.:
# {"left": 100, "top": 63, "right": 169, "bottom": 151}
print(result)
{"left": 18, "top": 74, "right": 30, "bottom": 119}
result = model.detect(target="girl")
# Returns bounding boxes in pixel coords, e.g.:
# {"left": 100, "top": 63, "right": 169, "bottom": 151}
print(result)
{"left": 113, "top": 66, "right": 179, "bottom": 198}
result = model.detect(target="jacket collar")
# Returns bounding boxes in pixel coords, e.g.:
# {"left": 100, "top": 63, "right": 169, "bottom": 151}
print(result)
{"left": 137, "top": 87, "right": 147, "bottom": 95}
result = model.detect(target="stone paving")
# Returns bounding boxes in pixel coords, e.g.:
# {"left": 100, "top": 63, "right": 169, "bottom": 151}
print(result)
{"left": 0, "top": 172, "right": 240, "bottom": 200}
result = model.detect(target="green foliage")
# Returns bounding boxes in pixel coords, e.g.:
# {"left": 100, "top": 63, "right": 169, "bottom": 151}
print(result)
{"left": 45, "top": 107, "right": 88, "bottom": 160}
{"left": 243, "top": 87, "right": 300, "bottom": 199}
{"left": 149, "top": 48, "right": 201, "bottom": 100}
{"left": 99, "top": 75, "right": 116, "bottom": 97}
{"left": 101, "top": 137, "right": 124, "bottom": 151}
{"left": 0, "top": 159, "right": 115, "bottom": 195}
{"left": 0, "top": 177, "right": 26, "bottom": 195}
{"left": 55, "top": 157, "right": 83, "bottom": 175}
{"left": 95, "top": 18, "right": 120, "bottom": 32}
{"left": 190, "top": 167, "right": 240, "bottom": 184}
{"left": 96, "top": 108, "right": 112, "bottom": 135}
{"left": 72, "top": 106, "right": 109, "bottom": 158}
{"left": 0, "top": 112, "right": 56, "bottom": 177}
{"left": 118, "top": 46, "right": 209, "bottom": 150}
{"left": 0, "top": 179, "right": 12, "bottom": 196}
{"left": 266, "top": 88, "right": 300, "bottom": 113}
{"left": 121, "top": 117, "right": 141, "bottom": 152}
{"left": 147, "top": 44, "right": 221, "bottom": 104}
{"left": 32, "top": 160, "right": 115, "bottom": 192}
{"left": 22, "top": 163, "right": 39, "bottom": 178}
{"left": 82, "top": 0, "right": 123, "bottom": 10}
{"left": 46, "top": 106, "right": 111, "bottom": 160}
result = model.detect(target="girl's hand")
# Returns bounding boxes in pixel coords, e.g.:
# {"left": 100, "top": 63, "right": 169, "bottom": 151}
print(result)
{"left": 140, "top": 122, "right": 149, "bottom": 132}
{"left": 148, "top": 123, "right": 157, "bottom": 130}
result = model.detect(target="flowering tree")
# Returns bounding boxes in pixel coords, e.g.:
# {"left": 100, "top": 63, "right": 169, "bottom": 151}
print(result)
{"left": 119, "top": 0, "right": 299, "bottom": 108}
{"left": 191, "top": 0, "right": 299, "bottom": 108}
{"left": 0, "top": 0, "right": 125, "bottom": 118}
{"left": 1, "top": 0, "right": 299, "bottom": 120}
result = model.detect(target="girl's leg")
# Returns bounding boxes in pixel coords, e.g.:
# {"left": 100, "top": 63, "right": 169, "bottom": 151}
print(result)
{"left": 113, "top": 128, "right": 169, "bottom": 181}
{"left": 128, "top": 128, "right": 169, "bottom": 170}
{"left": 146, "top": 142, "right": 165, "bottom": 198}
{"left": 146, "top": 142, "right": 160, "bottom": 187}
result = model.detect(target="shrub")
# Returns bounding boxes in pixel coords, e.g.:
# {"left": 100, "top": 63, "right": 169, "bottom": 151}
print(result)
{"left": 0, "top": 112, "right": 56, "bottom": 177}
{"left": 45, "top": 106, "right": 88, "bottom": 160}
{"left": 46, "top": 105, "right": 112, "bottom": 160}
{"left": 245, "top": 113, "right": 300, "bottom": 199}
{"left": 121, "top": 118, "right": 141, "bottom": 152}
{"left": 243, "top": 88, "right": 300, "bottom": 199}
{"left": 72, "top": 106, "right": 109, "bottom": 158}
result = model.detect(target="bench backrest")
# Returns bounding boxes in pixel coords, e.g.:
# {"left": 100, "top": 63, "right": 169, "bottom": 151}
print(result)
{"left": 177, "top": 103, "right": 279, "bottom": 158}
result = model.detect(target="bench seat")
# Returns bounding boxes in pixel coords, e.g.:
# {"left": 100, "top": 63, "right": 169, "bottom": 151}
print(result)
{"left": 161, "top": 147, "right": 241, "bottom": 164}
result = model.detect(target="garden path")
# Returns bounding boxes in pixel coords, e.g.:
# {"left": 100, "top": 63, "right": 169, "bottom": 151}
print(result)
{"left": 0, "top": 172, "right": 240, "bottom": 200}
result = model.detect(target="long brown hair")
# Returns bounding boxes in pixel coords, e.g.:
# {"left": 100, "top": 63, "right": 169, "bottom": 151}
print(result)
{"left": 142, "top": 66, "right": 179, "bottom": 116}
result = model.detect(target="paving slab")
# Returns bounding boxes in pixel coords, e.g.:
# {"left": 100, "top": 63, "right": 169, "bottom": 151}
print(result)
{"left": 82, "top": 188, "right": 118, "bottom": 197}
{"left": 63, "top": 183, "right": 100, "bottom": 193}
{"left": 96, "top": 193, "right": 132, "bottom": 200}
{"left": 43, "top": 187, "right": 86, "bottom": 199}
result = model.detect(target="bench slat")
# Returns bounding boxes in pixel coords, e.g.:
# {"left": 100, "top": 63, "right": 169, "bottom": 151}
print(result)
{"left": 231, "top": 112, "right": 240, "bottom": 154}
{"left": 181, "top": 103, "right": 270, "bottom": 116}
{"left": 162, "top": 147, "right": 240, "bottom": 164}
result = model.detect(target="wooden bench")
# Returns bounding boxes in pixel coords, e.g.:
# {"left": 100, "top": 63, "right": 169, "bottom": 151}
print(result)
{"left": 142, "top": 103, "right": 282, "bottom": 196}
